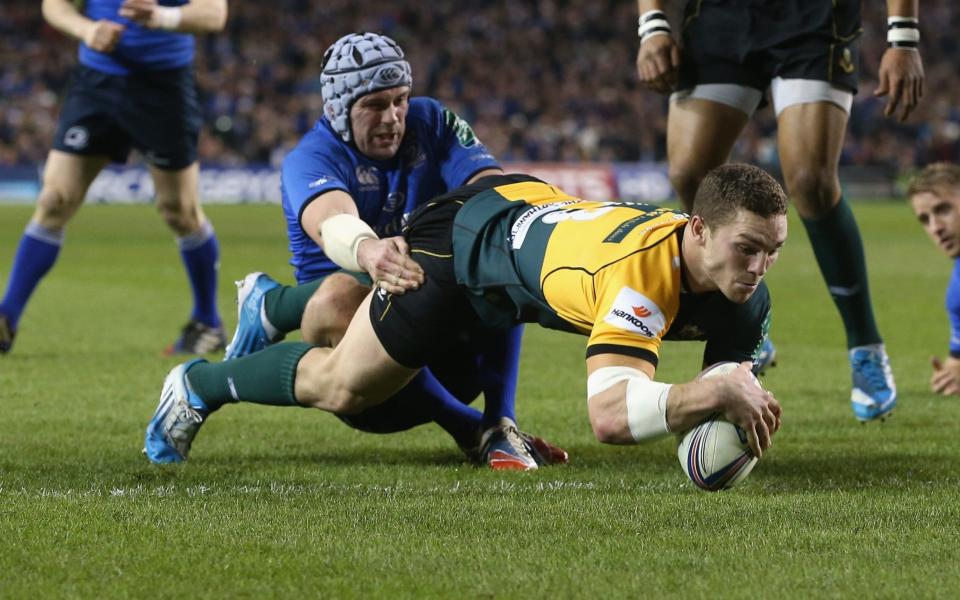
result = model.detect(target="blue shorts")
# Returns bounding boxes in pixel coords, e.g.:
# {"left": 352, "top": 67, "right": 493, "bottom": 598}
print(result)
{"left": 53, "top": 64, "right": 202, "bottom": 170}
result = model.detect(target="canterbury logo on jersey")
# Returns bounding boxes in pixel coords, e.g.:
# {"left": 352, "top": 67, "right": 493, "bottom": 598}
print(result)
{"left": 356, "top": 166, "right": 379, "bottom": 187}
{"left": 604, "top": 287, "right": 665, "bottom": 339}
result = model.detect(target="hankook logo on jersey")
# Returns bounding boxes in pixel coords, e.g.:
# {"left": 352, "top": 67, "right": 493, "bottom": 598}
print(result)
{"left": 63, "top": 126, "right": 89, "bottom": 150}
{"left": 604, "top": 287, "right": 665, "bottom": 339}
{"left": 308, "top": 176, "right": 330, "bottom": 189}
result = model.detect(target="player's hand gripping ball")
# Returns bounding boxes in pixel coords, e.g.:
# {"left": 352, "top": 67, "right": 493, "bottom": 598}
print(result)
{"left": 677, "top": 362, "right": 761, "bottom": 491}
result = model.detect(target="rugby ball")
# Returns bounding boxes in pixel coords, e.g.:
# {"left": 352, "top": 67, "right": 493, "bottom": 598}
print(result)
{"left": 677, "top": 362, "right": 759, "bottom": 491}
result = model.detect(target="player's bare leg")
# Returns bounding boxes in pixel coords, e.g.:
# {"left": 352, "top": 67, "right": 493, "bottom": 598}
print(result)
{"left": 301, "top": 273, "right": 370, "bottom": 347}
{"left": 294, "top": 292, "right": 419, "bottom": 413}
{"left": 0, "top": 150, "right": 106, "bottom": 353}
{"left": 34, "top": 150, "right": 108, "bottom": 229}
{"left": 666, "top": 97, "right": 750, "bottom": 211}
{"left": 778, "top": 102, "right": 895, "bottom": 421}
{"left": 151, "top": 162, "right": 225, "bottom": 355}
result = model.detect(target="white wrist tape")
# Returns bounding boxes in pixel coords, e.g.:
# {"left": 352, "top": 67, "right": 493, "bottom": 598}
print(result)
{"left": 887, "top": 16, "right": 919, "bottom": 47}
{"left": 151, "top": 6, "right": 182, "bottom": 30}
{"left": 638, "top": 10, "right": 671, "bottom": 44}
{"left": 319, "top": 213, "right": 378, "bottom": 272}
{"left": 587, "top": 366, "right": 673, "bottom": 442}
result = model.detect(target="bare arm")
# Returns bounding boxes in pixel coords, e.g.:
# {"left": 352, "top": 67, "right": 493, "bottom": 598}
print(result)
{"left": 300, "top": 190, "right": 424, "bottom": 295}
{"left": 930, "top": 356, "right": 960, "bottom": 396}
{"left": 119, "top": 0, "right": 228, "bottom": 34}
{"left": 585, "top": 353, "right": 781, "bottom": 457}
{"left": 466, "top": 168, "right": 503, "bottom": 184}
{"left": 42, "top": 0, "right": 125, "bottom": 52}
{"left": 874, "top": 0, "right": 924, "bottom": 121}
{"left": 635, "top": 0, "right": 680, "bottom": 94}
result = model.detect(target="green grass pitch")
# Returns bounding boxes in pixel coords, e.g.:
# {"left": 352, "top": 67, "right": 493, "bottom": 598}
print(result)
{"left": 1, "top": 202, "right": 959, "bottom": 598}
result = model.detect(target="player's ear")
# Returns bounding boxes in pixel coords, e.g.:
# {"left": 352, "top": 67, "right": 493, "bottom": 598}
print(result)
{"left": 688, "top": 214, "right": 708, "bottom": 243}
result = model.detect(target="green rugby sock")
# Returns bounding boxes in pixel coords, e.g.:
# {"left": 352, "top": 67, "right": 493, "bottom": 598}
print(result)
{"left": 187, "top": 342, "right": 314, "bottom": 410}
{"left": 801, "top": 197, "right": 882, "bottom": 348}
{"left": 263, "top": 280, "right": 323, "bottom": 333}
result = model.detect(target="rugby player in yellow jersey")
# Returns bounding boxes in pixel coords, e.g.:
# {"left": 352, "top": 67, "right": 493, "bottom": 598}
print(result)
{"left": 148, "top": 163, "right": 786, "bottom": 461}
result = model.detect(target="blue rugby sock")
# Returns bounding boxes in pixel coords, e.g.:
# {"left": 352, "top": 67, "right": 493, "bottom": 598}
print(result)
{"left": 478, "top": 325, "right": 523, "bottom": 429}
{"left": 178, "top": 221, "right": 221, "bottom": 328}
{"left": 340, "top": 370, "right": 483, "bottom": 447}
{"left": 0, "top": 222, "right": 63, "bottom": 328}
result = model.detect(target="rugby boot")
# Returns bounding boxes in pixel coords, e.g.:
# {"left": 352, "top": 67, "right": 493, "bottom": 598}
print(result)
{"left": 224, "top": 272, "right": 283, "bottom": 359}
{"left": 850, "top": 343, "right": 897, "bottom": 422}
{"left": 165, "top": 320, "right": 226, "bottom": 356}
{"left": 144, "top": 359, "right": 210, "bottom": 463}
{"left": 480, "top": 417, "right": 539, "bottom": 471}
{"left": 0, "top": 313, "right": 14, "bottom": 354}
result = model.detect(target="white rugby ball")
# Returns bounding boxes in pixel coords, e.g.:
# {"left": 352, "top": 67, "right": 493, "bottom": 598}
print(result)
{"left": 677, "top": 362, "right": 759, "bottom": 492}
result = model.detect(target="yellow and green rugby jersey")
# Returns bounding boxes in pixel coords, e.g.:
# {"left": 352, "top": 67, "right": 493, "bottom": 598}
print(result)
{"left": 452, "top": 175, "right": 770, "bottom": 368}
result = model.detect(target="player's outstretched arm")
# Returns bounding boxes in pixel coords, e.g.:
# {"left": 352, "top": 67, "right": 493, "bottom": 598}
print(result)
{"left": 119, "top": 0, "right": 227, "bottom": 34}
{"left": 42, "top": 0, "right": 125, "bottom": 52}
{"left": 586, "top": 356, "right": 780, "bottom": 457}
{"left": 635, "top": 0, "right": 680, "bottom": 94}
{"left": 303, "top": 190, "right": 424, "bottom": 296}
{"left": 874, "top": 0, "right": 924, "bottom": 122}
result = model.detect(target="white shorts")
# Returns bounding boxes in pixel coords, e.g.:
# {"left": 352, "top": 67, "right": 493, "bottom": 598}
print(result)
{"left": 670, "top": 78, "right": 853, "bottom": 117}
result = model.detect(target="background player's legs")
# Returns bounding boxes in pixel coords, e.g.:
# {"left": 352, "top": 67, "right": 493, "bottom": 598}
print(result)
{"left": 777, "top": 101, "right": 895, "bottom": 419}
{"left": 777, "top": 102, "right": 881, "bottom": 347}
{"left": 0, "top": 150, "right": 107, "bottom": 353}
{"left": 151, "top": 162, "right": 225, "bottom": 354}
{"left": 667, "top": 97, "right": 750, "bottom": 211}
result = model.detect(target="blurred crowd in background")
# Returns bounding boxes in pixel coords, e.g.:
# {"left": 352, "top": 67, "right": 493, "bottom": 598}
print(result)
{"left": 1, "top": 0, "right": 958, "bottom": 176}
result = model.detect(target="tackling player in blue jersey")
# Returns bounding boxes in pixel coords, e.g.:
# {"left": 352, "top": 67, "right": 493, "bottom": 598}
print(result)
{"left": 147, "top": 33, "right": 567, "bottom": 470}
{"left": 0, "top": 0, "right": 228, "bottom": 356}
{"left": 908, "top": 163, "right": 960, "bottom": 397}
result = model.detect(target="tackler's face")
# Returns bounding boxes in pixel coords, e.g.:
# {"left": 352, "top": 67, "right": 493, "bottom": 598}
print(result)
{"left": 350, "top": 86, "right": 410, "bottom": 161}
{"left": 700, "top": 209, "right": 788, "bottom": 304}
{"left": 911, "top": 188, "right": 960, "bottom": 259}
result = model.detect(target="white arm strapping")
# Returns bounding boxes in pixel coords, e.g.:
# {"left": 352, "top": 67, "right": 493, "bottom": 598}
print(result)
{"left": 319, "top": 213, "right": 378, "bottom": 273}
{"left": 150, "top": 6, "right": 182, "bottom": 30}
{"left": 587, "top": 366, "right": 673, "bottom": 443}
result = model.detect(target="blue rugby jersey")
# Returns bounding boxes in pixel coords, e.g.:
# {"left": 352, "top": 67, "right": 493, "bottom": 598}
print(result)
{"left": 948, "top": 259, "right": 960, "bottom": 358}
{"left": 281, "top": 97, "right": 499, "bottom": 284}
{"left": 79, "top": 0, "right": 193, "bottom": 74}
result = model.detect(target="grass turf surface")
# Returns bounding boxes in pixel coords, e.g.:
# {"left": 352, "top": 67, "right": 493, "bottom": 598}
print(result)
{"left": 1, "top": 203, "right": 958, "bottom": 598}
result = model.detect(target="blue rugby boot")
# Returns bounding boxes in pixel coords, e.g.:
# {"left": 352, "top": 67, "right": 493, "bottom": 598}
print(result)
{"left": 224, "top": 272, "right": 283, "bottom": 360}
{"left": 756, "top": 336, "right": 777, "bottom": 375}
{"left": 849, "top": 344, "right": 897, "bottom": 422}
{"left": 144, "top": 359, "right": 210, "bottom": 463}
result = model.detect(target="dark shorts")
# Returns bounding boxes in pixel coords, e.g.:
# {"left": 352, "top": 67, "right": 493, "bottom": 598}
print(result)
{"left": 369, "top": 199, "right": 483, "bottom": 369}
{"left": 53, "top": 64, "right": 202, "bottom": 170}
{"left": 678, "top": 0, "right": 861, "bottom": 93}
